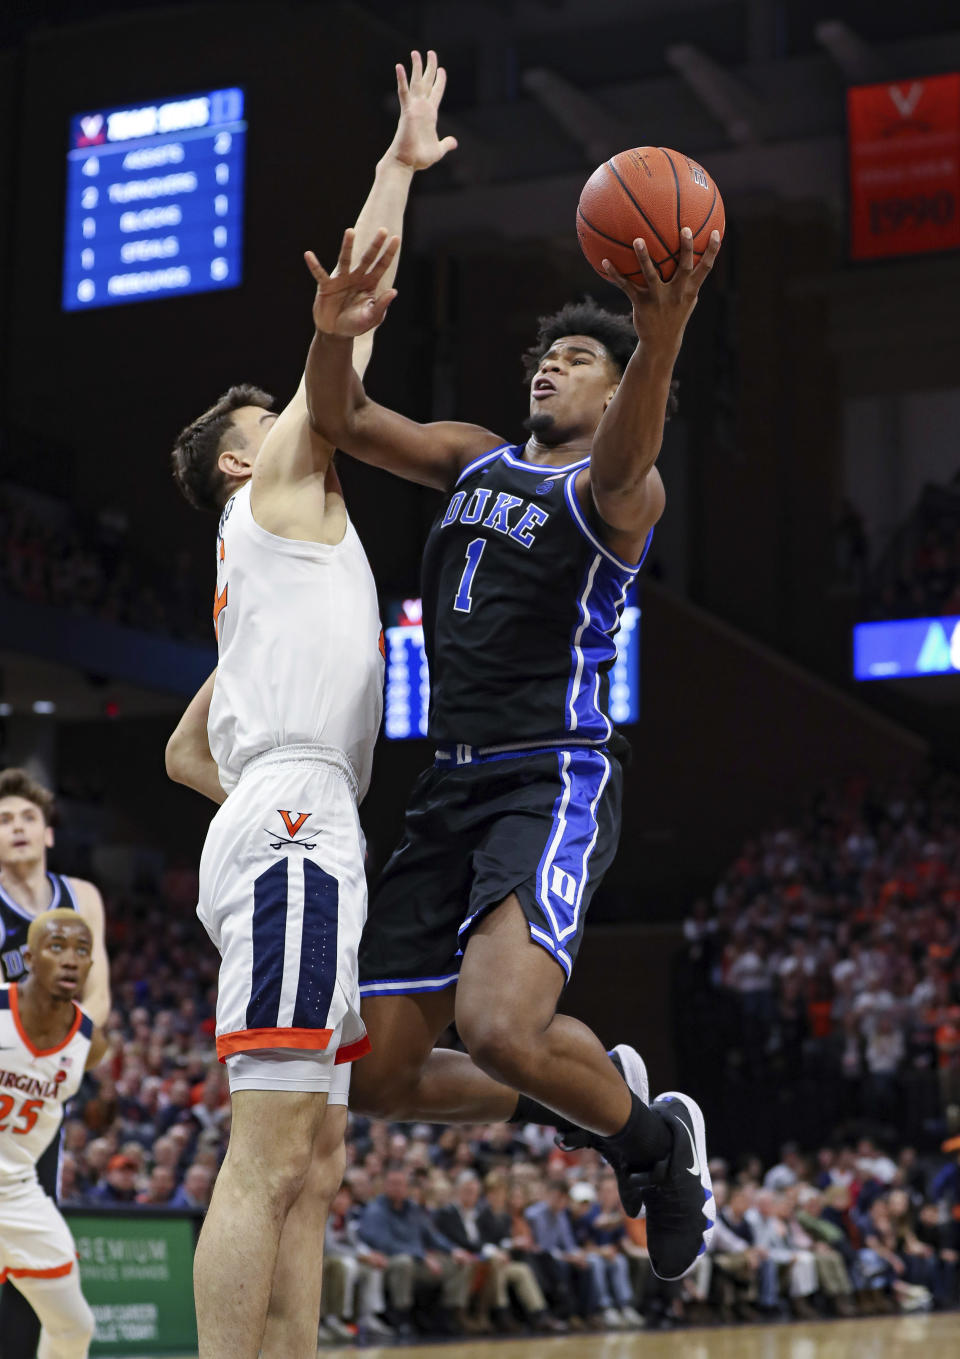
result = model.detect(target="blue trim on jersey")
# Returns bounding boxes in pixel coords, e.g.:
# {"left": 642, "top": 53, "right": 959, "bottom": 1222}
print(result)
{"left": 454, "top": 444, "right": 513, "bottom": 487}
{"left": 566, "top": 557, "right": 641, "bottom": 741}
{"left": 563, "top": 470, "right": 653, "bottom": 572}
{"left": 501, "top": 450, "right": 590, "bottom": 475}
{"left": 0, "top": 873, "right": 77, "bottom": 921}
{"left": 79, "top": 1012, "right": 94, "bottom": 1038}
{"left": 0, "top": 989, "right": 9, "bottom": 1010}
{"left": 359, "top": 974, "right": 459, "bottom": 996}
{"left": 54, "top": 874, "right": 79, "bottom": 912}
{"left": 294, "top": 861, "right": 339, "bottom": 1029}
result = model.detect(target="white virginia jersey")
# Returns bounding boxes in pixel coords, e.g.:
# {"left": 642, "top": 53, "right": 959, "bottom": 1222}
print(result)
{"left": 207, "top": 485, "right": 385, "bottom": 800}
{"left": 0, "top": 986, "right": 92, "bottom": 1186}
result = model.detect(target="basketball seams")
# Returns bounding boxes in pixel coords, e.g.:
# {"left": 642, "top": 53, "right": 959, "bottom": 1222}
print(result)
{"left": 660, "top": 148, "right": 683, "bottom": 258}
{"left": 604, "top": 157, "right": 677, "bottom": 265}
{"left": 579, "top": 205, "right": 669, "bottom": 271}
{"left": 692, "top": 182, "right": 719, "bottom": 242}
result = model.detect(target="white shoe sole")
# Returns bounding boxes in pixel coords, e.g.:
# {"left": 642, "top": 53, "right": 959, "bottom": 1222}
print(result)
{"left": 611, "top": 1043, "right": 649, "bottom": 1105}
{"left": 649, "top": 1089, "right": 714, "bottom": 1281}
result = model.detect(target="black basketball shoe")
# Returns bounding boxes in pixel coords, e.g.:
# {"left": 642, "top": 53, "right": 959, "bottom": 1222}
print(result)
{"left": 633, "top": 1091, "right": 715, "bottom": 1281}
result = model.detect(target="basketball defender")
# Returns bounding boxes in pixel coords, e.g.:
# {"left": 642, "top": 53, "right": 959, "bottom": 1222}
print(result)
{"left": 164, "top": 54, "right": 456, "bottom": 1359}
{"left": 303, "top": 223, "right": 722, "bottom": 1280}
{"left": 0, "top": 769, "right": 110, "bottom": 1359}
{"left": 0, "top": 909, "right": 108, "bottom": 1359}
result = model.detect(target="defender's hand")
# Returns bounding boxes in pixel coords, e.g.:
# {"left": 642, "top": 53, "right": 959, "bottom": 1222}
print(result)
{"left": 387, "top": 49, "right": 458, "bottom": 172}
{"left": 304, "top": 227, "right": 400, "bottom": 337}
{"left": 603, "top": 227, "right": 722, "bottom": 357}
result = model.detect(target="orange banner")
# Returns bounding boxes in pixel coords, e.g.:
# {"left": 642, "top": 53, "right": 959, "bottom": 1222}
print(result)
{"left": 848, "top": 73, "right": 960, "bottom": 260}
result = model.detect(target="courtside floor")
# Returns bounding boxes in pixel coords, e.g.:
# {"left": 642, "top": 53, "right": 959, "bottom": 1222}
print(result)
{"left": 149, "top": 1312, "right": 960, "bottom": 1359}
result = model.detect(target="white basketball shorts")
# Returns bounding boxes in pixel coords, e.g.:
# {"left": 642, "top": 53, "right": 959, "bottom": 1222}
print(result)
{"left": 198, "top": 746, "right": 370, "bottom": 1092}
{"left": 0, "top": 1176, "right": 77, "bottom": 1283}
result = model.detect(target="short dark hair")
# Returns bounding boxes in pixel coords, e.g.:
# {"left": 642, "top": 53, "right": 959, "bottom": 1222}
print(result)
{"left": 171, "top": 383, "right": 274, "bottom": 514}
{"left": 523, "top": 297, "right": 678, "bottom": 417}
{"left": 0, "top": 768, "right": 56, "bottom": 825}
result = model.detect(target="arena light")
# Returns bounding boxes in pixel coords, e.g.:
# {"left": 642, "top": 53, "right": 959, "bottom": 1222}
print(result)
{"left": 32, "top": 700, "right": 56, "bottom": 714}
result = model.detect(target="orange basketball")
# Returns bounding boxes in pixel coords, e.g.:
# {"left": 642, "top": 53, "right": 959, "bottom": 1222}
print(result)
{"left": 577, "top": 146, "right": 724, "bottom": 284}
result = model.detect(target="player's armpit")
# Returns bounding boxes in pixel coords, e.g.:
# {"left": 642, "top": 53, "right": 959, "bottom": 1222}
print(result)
{"left": 586, "top": 465, "right": 666, "bottom": 563}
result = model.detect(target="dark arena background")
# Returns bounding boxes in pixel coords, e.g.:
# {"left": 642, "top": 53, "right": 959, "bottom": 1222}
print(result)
{"left": 1, "top": 1, "right": 960, "bottom": 1355}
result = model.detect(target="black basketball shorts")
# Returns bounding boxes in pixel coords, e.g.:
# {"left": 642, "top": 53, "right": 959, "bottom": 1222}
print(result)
{"left": 358, "top": 742, "right": 623, "bottom": 998}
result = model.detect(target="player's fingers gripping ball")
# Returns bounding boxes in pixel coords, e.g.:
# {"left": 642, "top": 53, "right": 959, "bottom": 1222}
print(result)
{"left": 577, "top": 146, "right": 725, "bottom": 283}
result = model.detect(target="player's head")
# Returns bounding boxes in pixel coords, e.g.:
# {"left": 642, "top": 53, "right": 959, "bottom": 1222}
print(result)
{"left": 171, "top": 383, "right": 276, "bottom": 513}
{"left": 522, "top": 298, "right": 677, "bottom": 444}
{"left": 23, "top": 909, "right": 93, "bottom": 1002}
{"left": 0, "top": 768, "right": 56, "bottom": 868}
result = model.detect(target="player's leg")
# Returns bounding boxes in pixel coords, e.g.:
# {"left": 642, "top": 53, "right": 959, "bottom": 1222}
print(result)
{"left": 261, "top": 1102, "right": 347, "bottom": 1359}
{"left": 0, "top": 1135, "right": 62, "bottom": 1359}
{"left": 7, "top": 1273, "right": 94, "bottom": 1359}
{"left": 456, "top": 896, "right": 713, "bottom": 1281}
{"left": 455, "top": 895, "right": 651, "bottom": 1137}
{"left": 193, "top": 1086, "right": 328, "bottom": 1359}
{"left": 352, "top": 987, "right": 518, "bottom": 1121}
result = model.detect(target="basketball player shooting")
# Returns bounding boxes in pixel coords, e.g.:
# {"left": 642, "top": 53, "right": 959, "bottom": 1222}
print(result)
{"left": 0, "top": 910, "right": 108, "bottom": 1359}
{"left": 0, "top": 768, "right": 111, "bottom": 1359}
{"left": 164, "top": 53, "right": 456, "bottom": 1359}
{"left": 304, "top": 220, "right": 722, "bottom": 1282}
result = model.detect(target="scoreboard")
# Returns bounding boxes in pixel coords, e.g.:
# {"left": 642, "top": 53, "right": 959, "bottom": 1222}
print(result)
{"left": 383, "top": 597, "right": 642, "bottom": 741}
{"left": 63, "top": 87, "right": 246, "bottom": 311}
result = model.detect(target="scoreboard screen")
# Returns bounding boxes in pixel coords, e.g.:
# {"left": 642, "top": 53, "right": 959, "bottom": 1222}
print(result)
{"left": 63, "top": 87, "right": 246, "bottom": 311}
{"left": 853, "top": 615, "right": 960, "bottom": 680}
{"left": 383, "top": 596, "right": 642, "bottom": 742}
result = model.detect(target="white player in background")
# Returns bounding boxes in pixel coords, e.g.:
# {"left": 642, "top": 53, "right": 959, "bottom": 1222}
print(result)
{"left": 0, "top": 909, "right": 107, "bottom": 1359}
{"left": 164, "top": 53, "right": 456, "bottom": 1359}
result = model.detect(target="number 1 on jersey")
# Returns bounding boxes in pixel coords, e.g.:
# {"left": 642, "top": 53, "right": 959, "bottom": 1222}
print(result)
{"left": 454, "top": 538, "right": 486, "bottom": 614}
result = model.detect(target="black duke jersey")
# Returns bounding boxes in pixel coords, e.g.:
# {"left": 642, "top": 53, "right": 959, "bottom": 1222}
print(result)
{"left": 421, "top": 443, "right": 652, "bottom": 748}
{"left": 0, "top": 873, "right": 78, "bottom": 983}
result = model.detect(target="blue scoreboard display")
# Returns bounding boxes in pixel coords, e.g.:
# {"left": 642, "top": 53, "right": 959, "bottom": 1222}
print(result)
{"left": 853, "top": 615, "right": 960, "bottom": 680}
{"left": 383, "top": 597, "right": 642, "bottom": 741}
{"left": 63, "top": 87, "right": 246, "bottom": 311}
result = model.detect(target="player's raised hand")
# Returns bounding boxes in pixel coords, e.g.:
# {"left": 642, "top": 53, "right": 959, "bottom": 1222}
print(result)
{"left": 305, "top": 228, "right": 400, "bottom": 337}
{"left": 388, "top": 49, "right": 458, "bottom": 171}
{"left": 603, "top": 227, "right": 722, "bottom": 353}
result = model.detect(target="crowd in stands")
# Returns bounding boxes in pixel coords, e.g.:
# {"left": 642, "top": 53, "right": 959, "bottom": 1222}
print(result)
{"left": 52, "top": 807, "right": 959, "bottom": 1344}
{"left": 679, "top": 773, "right": 960, "bottom": 1147}
{"left": 0, "top": 483, "right": 207, "bottom": 640}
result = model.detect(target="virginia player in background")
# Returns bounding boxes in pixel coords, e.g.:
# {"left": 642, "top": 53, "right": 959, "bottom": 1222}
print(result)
{"left": 0, "top": 769, "right": 110, "bottom": 1359}
{"left": 304, "top": 222, "right": 722, "bottom": 1282}
{"left": 0, "top": 909, "right": 108, "bottom": 1359}
{"left": 165, "top": 54, "right": 456, "bottom": 1359}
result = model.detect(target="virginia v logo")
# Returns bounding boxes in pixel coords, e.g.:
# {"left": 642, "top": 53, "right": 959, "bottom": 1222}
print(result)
{"left": 888, "top": 83, "right": 923, "bottom": 118}
{"left": 265, "top": 810, "right": 320, "bottom": 850}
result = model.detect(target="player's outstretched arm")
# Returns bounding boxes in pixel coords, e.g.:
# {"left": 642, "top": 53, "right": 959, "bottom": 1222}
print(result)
{"left": 304, "top": 231, "right": 503, "bottom": 492}
{"left": 68, "top": 881, "right": 110, "bottom": 1026}
{"left": 587, "top": 227, "right": 722, "bottom": 553}
{"left": 86, "top": 1027, "right": 109, "bottom": 1069}
{"left": 251, "top": 52, "right": 461, "bottom": 513}
{"left": 351, "top": 49, "right": 457, "bottom": 380}
{"left": 165, "top": 670, "right": 227, "bottom": 806}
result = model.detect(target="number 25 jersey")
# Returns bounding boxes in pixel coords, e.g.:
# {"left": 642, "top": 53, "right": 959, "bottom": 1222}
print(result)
{"left": 0, "top": 986, "right": 92, "bottom": 1187}
{"left": 421, "top": 443, "right": 652, "bottom": 748}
